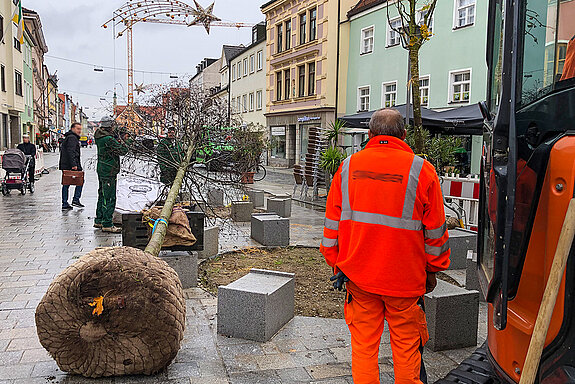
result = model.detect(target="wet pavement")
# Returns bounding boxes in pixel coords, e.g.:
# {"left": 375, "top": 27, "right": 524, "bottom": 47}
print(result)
{"left": 0, "top": 148, "right": 487, "bottom": 383}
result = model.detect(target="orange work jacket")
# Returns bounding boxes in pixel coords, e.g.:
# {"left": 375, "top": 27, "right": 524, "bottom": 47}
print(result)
{"left": 320, "top": 136, "right": 451, "bottom": 297}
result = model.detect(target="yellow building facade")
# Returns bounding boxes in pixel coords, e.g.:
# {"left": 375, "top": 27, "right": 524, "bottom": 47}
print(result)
{"left": 261, "top": 0, "right": 355, "bottom": 167}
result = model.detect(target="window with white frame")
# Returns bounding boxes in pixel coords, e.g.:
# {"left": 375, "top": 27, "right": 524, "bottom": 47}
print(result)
{"left": 250, "top": 55, "right": 255, "bottom": 73}
{"left": 249, "top": 92, "right": 255, "bottom": 111}
{"left": 243, "top": 58, "right": 248, "bottom": 76}
{"left": 256, "top": 90, "right": 263, "bottom": 110}
{"left": 450, "top": 70, "right": 471, "bottom": 102}
{"left": 237, "top": 61, "right": 241, "bottom": 78}
{"left": 383, "top": 82, "right": 397, "bottom": 107}
{"left": 361, "top": 26, "right": 374, "bottom": 54}
{"left": 232, "top": 64, "right": 236, "bottom": 81}
{"left": 237, "top": 96, "right": 242, "bottom": 112}
{"left": 455, "top": 0, "right": 475, "bottom": 28}
{"left": 387, "top": 18, "right": 402, "bottom": 47}
{"left": 358, "top": 86, "right": 370, "bottom": 112}
{"left": 257, "top": 50, "right": 263, "bottom": 71}
{"left": 419, "top": 77, "right": 430, "bottom": 106}
{"left": 419, "top": 10, "right": 434, "bottom": 34}
{"left": 242, "top": 94, "right": 248, "bottom": 112}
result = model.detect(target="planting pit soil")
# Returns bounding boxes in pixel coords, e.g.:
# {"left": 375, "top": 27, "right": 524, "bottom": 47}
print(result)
{"left": 199, "top": 247, "right": 345, "bottom": 319}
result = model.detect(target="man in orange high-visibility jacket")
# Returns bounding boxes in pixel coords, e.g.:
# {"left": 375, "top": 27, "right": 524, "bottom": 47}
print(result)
{"left": 320, "top": 108, "right": 450, "bottom": 384}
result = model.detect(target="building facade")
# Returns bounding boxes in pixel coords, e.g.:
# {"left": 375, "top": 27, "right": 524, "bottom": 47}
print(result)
{"left": 20, "top": 30, "right": 34, "bottom": 138}
{"left": 23, "top": 8, "right": 49, "bottom": 135}
{"left": 0, "top": 0, "right": 25, "bottom": 149}
{"left": 261, "top": 0, "right": 356, "bottom": 167}
{"left": 229, "top": 23, "right": 267, "bottom": 129}
{"left": 46, "top": 72, "right": 59, "bottom": 137}
{"left": 342, "top": 0, "right": 488, "bottom": 173}
{"left": 189, "top": 58, "right": 221, "bottom": 94}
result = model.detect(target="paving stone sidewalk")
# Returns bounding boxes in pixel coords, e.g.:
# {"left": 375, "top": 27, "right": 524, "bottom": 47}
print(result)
{"left": 0, "top": 149, "right": 486, "bottom": 384}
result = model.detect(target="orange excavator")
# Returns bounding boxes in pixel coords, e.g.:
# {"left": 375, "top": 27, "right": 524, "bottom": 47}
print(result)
{"left": 437, "top": 0, "right": 575, "bottom": 382}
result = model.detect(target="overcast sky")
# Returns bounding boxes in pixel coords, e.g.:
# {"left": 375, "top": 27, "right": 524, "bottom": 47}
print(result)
{"left": 24, "top": 0, "right": 265, "bottom": 121}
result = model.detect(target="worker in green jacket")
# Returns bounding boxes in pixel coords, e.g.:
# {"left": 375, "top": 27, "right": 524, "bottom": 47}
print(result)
{"left": 157, "top": 127, "right": 185, "bottom": 185}
{"left": 94, "top": 116, "right": 130, "bottom": 233}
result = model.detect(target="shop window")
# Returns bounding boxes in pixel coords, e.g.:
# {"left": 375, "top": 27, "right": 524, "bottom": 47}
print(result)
{"left": 271, "top": 126, "right": 287, "bottom": 159}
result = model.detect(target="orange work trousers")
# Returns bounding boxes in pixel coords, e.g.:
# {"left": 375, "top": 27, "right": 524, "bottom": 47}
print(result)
{"left": 345, "top": 281, "right": 429, "bottom": 384}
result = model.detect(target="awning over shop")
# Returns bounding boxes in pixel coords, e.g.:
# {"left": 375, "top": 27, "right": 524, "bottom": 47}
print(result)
{"left": 340, "top": 103, "right": 485, "bottom": 136}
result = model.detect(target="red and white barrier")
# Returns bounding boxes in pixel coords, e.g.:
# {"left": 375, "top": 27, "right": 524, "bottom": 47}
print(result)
{"left": 441, "top": 174, "right": 480, "bottom": 231}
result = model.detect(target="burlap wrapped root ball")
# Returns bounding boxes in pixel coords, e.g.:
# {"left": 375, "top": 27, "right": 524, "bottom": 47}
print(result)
{"left": 35, "top": 246, "right": 186, "bottom": 378}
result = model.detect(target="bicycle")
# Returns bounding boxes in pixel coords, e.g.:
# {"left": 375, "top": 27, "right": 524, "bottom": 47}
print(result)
{"left": 253, "top": 161, "right": 267, "bottom": 182}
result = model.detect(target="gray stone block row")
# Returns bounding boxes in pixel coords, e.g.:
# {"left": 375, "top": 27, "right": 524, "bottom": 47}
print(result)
{"left": 266, "top": 198, "right": 292, "bottom": 218}
{"left": 448, "top": 228, "right": 477, "bottom": 269}
{"left": 251, "top": 213, "right": 290, "bottom": 247}
{"left": 231, "top": 201, "right": 254, "bottom": 222}
{"left": 199, "top": 226, "right": 220, "bottom": 259}
{"left": 159, "top": 251, "right": 198, "bottom": 289}
{"left": 246, "top": 189, "right": 265, "bottom": 208}
{"left": 217, "top": 269, "right": 295, "bottom": 342}
{"left": 424, "top": 279, "right": 478, "bottom": 351}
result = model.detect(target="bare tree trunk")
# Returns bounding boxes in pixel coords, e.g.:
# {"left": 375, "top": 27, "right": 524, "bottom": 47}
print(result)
{"left": 144, "top": 143, "right": 195, "bottom": 257}
{"left": 408, "top": 0, "right": 424, "bottom": 155}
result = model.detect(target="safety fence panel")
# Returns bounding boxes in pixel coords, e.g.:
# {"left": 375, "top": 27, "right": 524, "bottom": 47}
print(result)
{"left": 441, "top": 174, "right": 480, "bottom": 231}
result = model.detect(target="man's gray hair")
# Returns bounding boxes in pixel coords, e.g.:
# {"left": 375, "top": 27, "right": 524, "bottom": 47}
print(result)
{"left": 368, "top": 108, "right": 405, "bottom": 138}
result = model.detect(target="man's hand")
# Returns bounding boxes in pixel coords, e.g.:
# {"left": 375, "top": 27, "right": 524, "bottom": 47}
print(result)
{"left": 330, "top": 271, "right": 349, "bottom": 291}
{"left": 72, "top": 166, "right": 78, "bottom": 170}
{"left": 426, "top": 272, "right": 437, "bottom": 293}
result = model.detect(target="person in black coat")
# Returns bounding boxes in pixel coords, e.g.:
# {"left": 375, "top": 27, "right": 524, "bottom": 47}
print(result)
{"left": 59, "top": 123, "right": 84, "bottom": 210}
{"left": 16, "top": 134, "right": 36, "bottom": 188}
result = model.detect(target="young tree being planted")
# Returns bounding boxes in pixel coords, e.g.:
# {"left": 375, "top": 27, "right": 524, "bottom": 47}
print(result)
{"left": 35, "top": 86, "right": 245, "bottom": 378}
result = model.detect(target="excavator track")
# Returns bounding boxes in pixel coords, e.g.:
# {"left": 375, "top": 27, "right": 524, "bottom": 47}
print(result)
{"left": 435, "top": 346, "right": 501, "bottom": 384}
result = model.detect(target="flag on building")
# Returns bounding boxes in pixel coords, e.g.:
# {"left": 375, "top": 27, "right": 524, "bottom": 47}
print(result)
{"left": 11, "top": 0, "right": 24, "bottom": 44}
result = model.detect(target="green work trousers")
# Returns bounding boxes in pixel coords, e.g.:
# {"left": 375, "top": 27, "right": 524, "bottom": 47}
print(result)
{"left": 95, "top": 176, "right": 117, "bottom": 228}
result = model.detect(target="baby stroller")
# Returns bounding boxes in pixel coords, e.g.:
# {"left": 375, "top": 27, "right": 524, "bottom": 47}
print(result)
{"left": 1, "top": 149, "right": 34, "bottom": 195}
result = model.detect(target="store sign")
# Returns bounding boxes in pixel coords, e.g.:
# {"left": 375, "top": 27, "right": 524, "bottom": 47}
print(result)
{"left": 271, "top": 126, "right": 286, "bottom": 136}
{"left": 297, "top": 116, "right": 321, "bottom": 123}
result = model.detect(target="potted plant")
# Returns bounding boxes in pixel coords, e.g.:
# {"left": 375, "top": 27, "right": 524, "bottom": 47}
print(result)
{"left": 232, "top": 126, "right": 267, "bottom": 184}
{"left": 320, "top": 146, "right": 347, "bottom": 193}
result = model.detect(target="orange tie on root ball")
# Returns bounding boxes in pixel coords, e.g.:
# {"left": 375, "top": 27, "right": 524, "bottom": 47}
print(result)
{"left": 89, "top": 296, "right": 104, "bottom": 316}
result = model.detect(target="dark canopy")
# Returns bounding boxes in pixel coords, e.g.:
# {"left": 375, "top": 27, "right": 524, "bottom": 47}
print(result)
{"left": 340, "top": 103, "right": 485, "bottom": 136}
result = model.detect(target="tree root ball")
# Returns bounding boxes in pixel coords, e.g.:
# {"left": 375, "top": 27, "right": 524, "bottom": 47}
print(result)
{"left": 35, "top": 246, "right": 186, "bottom": 378}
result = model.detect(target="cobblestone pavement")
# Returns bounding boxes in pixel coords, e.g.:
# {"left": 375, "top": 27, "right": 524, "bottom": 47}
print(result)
{"left": 0, "top": 149, "right": 487, "bottom": 383}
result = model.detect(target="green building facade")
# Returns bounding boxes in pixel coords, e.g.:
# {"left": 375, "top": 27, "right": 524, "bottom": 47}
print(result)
{"left": 20, "top": 31, "right": 34, "bottom": 140}
{"left": 343, "top": 0, "right": 488, "bottom": 174}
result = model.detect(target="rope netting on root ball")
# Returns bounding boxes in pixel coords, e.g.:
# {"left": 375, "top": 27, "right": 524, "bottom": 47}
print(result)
{"left": 35, "top": 246, "right": 186, "bottom": 378}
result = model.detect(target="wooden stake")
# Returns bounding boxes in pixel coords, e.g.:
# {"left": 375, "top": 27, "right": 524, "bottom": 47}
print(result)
{"left": 144, "top": 143, "right": 195, "bottom": 258}
{"left": 519, "top": 198, "right": 575, "bottom": 384}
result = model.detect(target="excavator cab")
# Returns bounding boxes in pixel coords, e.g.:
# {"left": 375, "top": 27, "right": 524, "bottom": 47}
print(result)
{"left": 472, "top": 0, "right": 575, "bottom": 382}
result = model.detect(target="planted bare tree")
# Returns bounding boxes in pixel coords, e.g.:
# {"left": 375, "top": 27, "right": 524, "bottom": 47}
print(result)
{"left": 387, "top": 0, "right": 435, "bottom": 154}
{"left": 35, "top": 85, "right": 259, "bottom": 378}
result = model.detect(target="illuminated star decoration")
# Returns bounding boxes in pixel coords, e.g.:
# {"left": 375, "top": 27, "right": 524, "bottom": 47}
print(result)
{"left": 189, "top": 1, "right": 221, "bottom": 34}
{"left": 135, "top": 83, "right": 147, "bottom": 95}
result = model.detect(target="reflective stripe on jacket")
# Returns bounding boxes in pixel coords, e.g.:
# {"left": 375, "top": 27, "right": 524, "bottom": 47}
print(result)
{"left": 320, "top": 135, "right": 450, "bottom": 297}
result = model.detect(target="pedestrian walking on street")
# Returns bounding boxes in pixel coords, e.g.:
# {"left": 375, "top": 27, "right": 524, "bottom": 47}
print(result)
{"left": 16, "top": 134, "right": 36, "bottom": 191}
{"left": 157, "top": 127, "right": 184, "bottom": 185}
{"left": 320, "top": 108, "right": 451, "bottom": 384}
{"left": 59, "top": 123, "right": 84, "bottom": 210}
{"left": 94, "top": 116, "right": 130, "bottom": 233}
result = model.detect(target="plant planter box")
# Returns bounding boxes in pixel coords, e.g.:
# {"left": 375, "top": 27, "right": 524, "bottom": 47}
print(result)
{"left": 122, "top": 211, "right": 204, "bottom": 251}
{"left": 241, "top": 172, "right": 255, "bottom": 184}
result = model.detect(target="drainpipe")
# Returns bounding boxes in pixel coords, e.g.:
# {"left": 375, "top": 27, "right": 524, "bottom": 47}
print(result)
{"left": 227, "top": 63, "right": 232, "bottom": 126}
{"left": 335, "top": 0, "right": 342, "bottom": 118}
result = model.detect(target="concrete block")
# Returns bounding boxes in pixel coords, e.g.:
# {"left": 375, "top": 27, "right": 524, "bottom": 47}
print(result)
{"left": 267, "top": 198, "right": 292, "bottom": 218}
{"left": 231, "top": 201, "right": 254, "bottom": 222}
{"left": 465, "top": 251, "right": 485, "bottom": 301}
{"left": 246, "top": 189, "right": 265, "bottom": 208}
{"left": 448, "top": 228, "right": 477, "bottom": 269}
{"left": 251, "top": 213, "right": 290, "bottom": 247}
{"left": 199, "top": 226, "right": 220, "bottom": 259}
{"left": 217, "top": 269, "right": 295, "bottom": 342}
{"left": 159, "top": 251, "right": 198, "bottom": 289}
{"left": 208, "top": 189, "right": 224, "bottom": 207}
{"left": 424, "top": 280, "right": 478, "bottom": 351}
